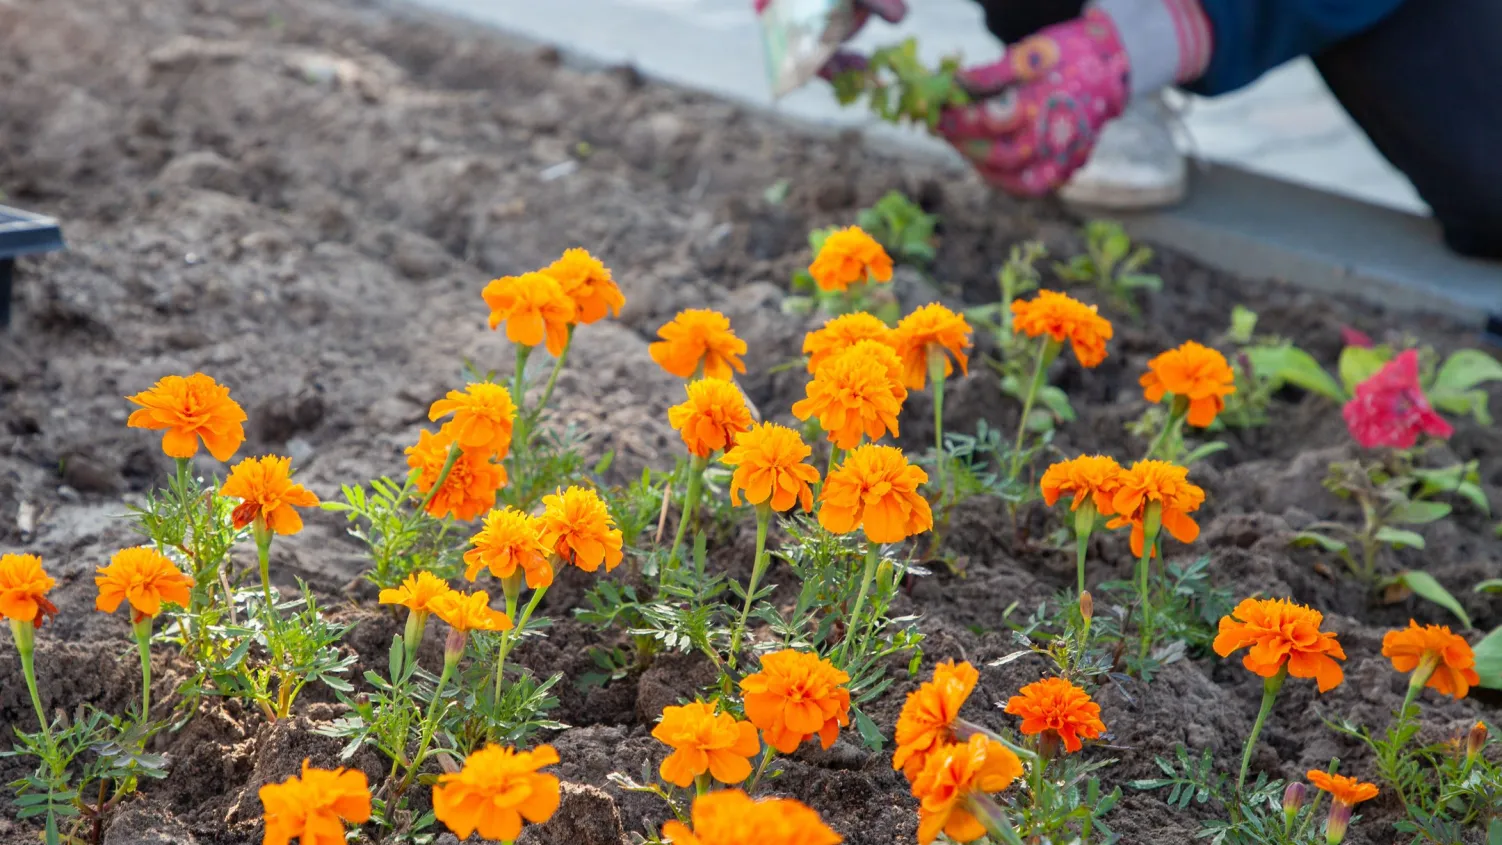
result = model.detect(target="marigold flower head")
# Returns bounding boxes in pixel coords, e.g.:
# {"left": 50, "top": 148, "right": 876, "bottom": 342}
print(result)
{"left": 433, "top": 744, "right": 560, "bottom": 842}
{"left": 405, "top": 429, "right": 505, "bottom": 522}
{"left": 259, "top": 759, "right": 371, "bottom": 845}
{"left": 1306, "top": 770, "right": 1378, "bottom": 807}
{"left": 482, "top": 272, "right": 576, "bottom": 356}
{"left": 1009, "top": 290, "right": 1113, "bottom": 368}
{"left": 220, "top": 455, "right": 320, "bottom": 536}
{"left": 0, "top": 554, "right": 57, "bottom": 628}
{"left": 539, "top": 486, "right": 624, "bottom": 573}
{"left": 893, "top": 660, "right": 979, "bottom": 782}
{"left": 464, "top": 508, "right": 553, "bottom": 589}
{"left": 1382, "top": 620, "right": 1480, "bottom": 699}
{"left": 1003, "top": 677, "right": 1105, "bottom": 753}
{"left": 809, "top": 226, "right": 893, "bottom": 292}
{"left": 1342, "top": 350, "right": 1453, "bottom": 449}
{"left": 662, "top": 790, "right": 842, "bottom": 845}
{"left": 803, "top": 312, "right": 895, "bottom": 374}
{"left": 431, "top": 589, "right": 514, "bottom": 634}
{"left": 739, "top": 649, "right": 851, "bottom": 754}
{"left": 791, "top": 341, "right": 906, "bottom": 450}
{"left": 721, "top": 422, "right": 820, "bottom": 513}
{"left": 544, "top": 248, "right": 624, "bottom": 324}
{"left": 429, "top": 382, "right": 517, "bottom": 459}
{"left": 893, "top": 303, "right": 973, "bottom": 390}
{"left": 649, "top": 309, "right": 748, "bottom": 380}
{"left": 818, "top": 444, "right": 932, "bottom": 544}
{"left": 1141, "top": 341, "right": 1237, "bottom": 427}
{"left": 126, "top": 373, "right": 247, "bottom": 462}
{"left": 378, "top": 570, "right": 454, "bottom": 616}
{"left": 652, "top": 700, "right": 761, "bottom": 788}
{"left": 95, "top": 547, "right": 194, "bottom": 622}
{"left": 1107, "top": 460, "right": 1204, "bottom": 558}
{"left": 1040, "top": 454, "right": 1123, "bottom": 516}
{"left": 668, "top": 378, "right": 755, "bottom": 459}
{"left": 1214, "top": 598, "right": 1346, "bottom": 692}
{"left": 912, "top": 734, "right": 1024, "bottom": 845}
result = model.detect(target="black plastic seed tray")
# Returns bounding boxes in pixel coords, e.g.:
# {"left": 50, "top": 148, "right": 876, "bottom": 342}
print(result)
{"left": 0, "top": 204, "right": 65, "bottom": 328}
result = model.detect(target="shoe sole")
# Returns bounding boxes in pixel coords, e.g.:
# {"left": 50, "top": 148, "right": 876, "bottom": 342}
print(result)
{"left": 1056, "top": 179, "right": 1187, "bottom": 211}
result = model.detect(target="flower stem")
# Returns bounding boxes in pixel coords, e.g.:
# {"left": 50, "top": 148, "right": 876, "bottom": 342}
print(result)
{"left": 12, "top": 620, "right": 56, "bottom": 758}
{"left": 416, "top": 443, "right": 462, "bottom": 516}
{"left": 1073, "top": 503, "right": 1097, "bottom": 597}
{"left": 133, "top": 618, "right": 153, "bottom": 724}
{"left": 511, "top": 343, "right": 533, "bottom": 413}
{"left": 1238, "top": 667, "right": 1287, "bottom": 794}
{"left": 534, "top": 327, "right": 574, "bottom": 422}
{"left": 400, "top": 658, "right": 455, "bottom": 794}
{"left": 1135, "top": 504, "right": 1162, "bottom": 661}
{"left": 1009, "top": 337, "right": 1054, "bottom": 480}
{"left": 838, "top": 543, "right": 880, "bottom": 666}
{"left": 746, "top": 744, "right": 776, "bottom": 794}
{"left": 730, "top": 504, "right": 773, "bottom": 667}
{"left": 491, "top": 579, "right": 523, "bottom": 708}
{"left": 1397, "top": 654, "right": 1437, "bottom": 720}
{"left": 824, "top": 445, "right": 845, "bottom": 482}
{"left": 667, "top": 455, "right": 709, "bottom": 572}
{"left": 1142, "top": 398, "right": 1187, "bottom": 461}
{"left": 253, "top": 521, "right": 274, "bottom": 611}
{"left": 490, "top": 586, "right": 548, "bottom": 737}
{"left": 929, "top": 349, "right": 948, "bottom": 505}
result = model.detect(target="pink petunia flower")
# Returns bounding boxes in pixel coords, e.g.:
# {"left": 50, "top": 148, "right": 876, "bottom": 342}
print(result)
{"left": 1342, "top": 350, "right": 1453, "bottom": 449}
{"left": 1340, "top": 326, "right": 1375, "bottom": 349}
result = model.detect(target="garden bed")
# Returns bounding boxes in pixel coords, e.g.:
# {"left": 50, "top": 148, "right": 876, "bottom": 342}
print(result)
{"left": 0, "top": 0, "right": 1498, "bottom": 843}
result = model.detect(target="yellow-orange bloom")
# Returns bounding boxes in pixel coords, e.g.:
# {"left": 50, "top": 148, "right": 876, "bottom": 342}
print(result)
{"left": 668, "top": 378, "right": 755, "bottom": 459}
{"left": 1003, "top": 677, "right": 1106, "bottom": 753}
{"left": 662, "top": 790, "right": 841, "bottom": 845}
{"left": 220, "top": 455, "right": 320, "bottom": 535}
{"left": 1214, "top": 598, "right": 1346, "bottom": 692}
{"left": 259, "top": 759, "right": 371, "bottom": 845}
{"left": 1040, "top": 454, "right": 1123, "bottom": 516}
{"left": 405, "top": 430, "right": 505, "bottom": 522}
{"left": 809, "top": 226, "right": 893, "bottom": 292}
{"left": 482, "top": 272, "right": 576, "bottom": 356}
{"left": 893, "top": 661, "right": 979, "bottom": 782}
{"left": 740, "top": 649, "right": 851, "bottom": 754}
{"left": 377, "top": 570, "right": 455, "bottom": 616}
{"left": 721, "top": 422, "right": 820, "bottom": 513}
{"left": 803, "top": 312, "right": 895, "bottom": 374}
{"left": 433, "top": 744, "right": 560, "bottom": 842}
{"left": 429, "top": 382, "right": 517, "bottom": 459}
{"left": 126, "top": 373, "right": 247, "bottom": 462}
{"left": 912, "top": 735, "right": 1023, "bottom": 845}
{"left": 1107, "top": 460, "right": 1204, "bottom": 558}
{"left": 539, "top": 486, "right": 623, "bottom": 573}
{"left": 893, "top": 304, "right": 973, "bottom": 390}
{"left": 464, "top": 508, "right": 554, "bottom": 589}
{"left": 431, "top": 589, "right": 514, "bottom": 634}
{"left": 652, "top": 700, "right": 761, "bottom": 788}
{"left": 0, "top": 554, "right": 57, "bottom": 628}
{"left": 1141, "top": 340, "right": 1237, "bottom": 427}
{"left": 1306, "top": 770, "right": 1378, "bottom": 807}
{"left": 95, "top": 547, "right": 194, "bottom": 622}
{"left": 649, "top": 309, "right": 748, "bottom": 380}
{"left": 1009, "top": 290, "right": 1113, "bottom": 368}
{"left": 1382, "top": 620, "right": 1480, "bottom": 699}
{"left": 818, "top": 444, "right": 932, "bottom": 544}
{"left": 791, "top": 341, "right": 906, "bottom": 450}
{"left": 544, "top": 248, "right": 624, "bottom": 324}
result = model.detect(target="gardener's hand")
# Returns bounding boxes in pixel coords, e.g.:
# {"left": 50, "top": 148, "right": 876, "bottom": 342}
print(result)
{"left": 816, "top": 0, "right": 909, "bottom": 81}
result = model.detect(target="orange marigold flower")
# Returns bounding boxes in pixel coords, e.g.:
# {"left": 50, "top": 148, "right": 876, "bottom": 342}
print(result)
{"left": 818, "top": 444, "right": 932, "bottom": 544}
{"left": 429, "top": 382, "right": 517, "bottom": 459}
{"left": 405, "top": 430, "right": 505, "bottom": 522}
{"left": 482, "top": 271, "right": 576, "bottom": 356}
{"left": 803, "top": 312, "right": 895, "bottom": 374}
{"left": 126, "top": 373, "right": 247, "bottom": 462}
{"left": 544, "top": 248, "right": 624, "bottom": 324}
{"left": 893, "top": 660, "right": 979, "bottom": 782}
{"left": 1040, "top": 454, "right": 1123, "bottom": 516}
{"left": 378, "top": 570, "right": 454, "bottom": 616}
{"left": 721, "top": 422, "right": 821, "bottom": 513}
{"left": 464, "top": 508, "right": 553, "bottom": 589}
{"left": 1141, "top": 340, "right": 1237, "bottom": 427}
{"left": 668, "top": 378, "right": 755, "bottom": 459}
{"left": 740, "top": 649, "right": 851, "bottom": 754}
{"left": 912, "top": 735, "right": 1024, "bottom": 845}
{"left": 1107, "top": 460, "right": 1204, "bottom": 558}
{"left": 652, "top": 700, "right": 761, "bottom": 788}
{"left": 1003, "top": 677, "right": 1106, "bottom": 753}
{"left": 649, "top": 309, "right": 748, "bottom": 380}
{"left": 433, "top": 744, "right": 560, "bottom": 842}
{"left": 1306, "top": 770, "right": 1379, "bottom": 807}
{"left": 95, "top": 547, "right": 194, "bottom": 622}
{"left": 1009, "top": 290, "right": 1113, "bottom": 368}
{"left": 0, "top": 554, "right": 57, "bottom": 628}
{"left": 259, "top": 759, "right": 371, "bottom": 845}
{"left": 791, "top": 341, "right": 907, "bottom": 450}
{"left": 431, "top": 589, "right": 514, "bottom": 634}
{"left": 220, "top": 455, "right": 320, "bottom": 535}
{"left": 539, "top": 486, "right": 624, "bottom": 573}
{"left": 1382, "top": 620, "right": 1480, "bottom": 699}
{"left": 1214, "top": 598, "right": 1346, "bottom": 692}
{"left": 892, "top": 304, "right": 973, "bottom": 390}
{"left": 662, "top": 790, "right": 842, "bottom": 845}
{"left": 809, "top": 226, "right": 893, "bottom": 292}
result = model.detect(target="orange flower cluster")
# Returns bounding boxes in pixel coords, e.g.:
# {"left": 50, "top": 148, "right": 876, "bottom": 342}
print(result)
{"left": 662, "top": 790, "right": 841, "bottom": 845}
{"left": 1141, "top": 340, "right": 1236, "bottom": 427}
{"left": 1306, "top": 770, "right": 1378, "bottom": 807}
{"left": 482, "top": 271, "right": 576, "bottom": 356}
{"left": 1382, "top": 620, "right": 1480, "bottom": 699}
{"left": 543, "top": 248, "right": 625, "bottom": 325}
{"left": 808, "top": 226, "right": 893, "bottom": 292}
{"left": 378, "top": 570, "right": 455, "bottom": 617}
{"left": 0, "top": 553, "right": 57, "bottom": 628}
{"left": 893, "top": 303, "right": 972, "bottom": 390}
{"left": 740, "top": 649, "right": 851, "bottom": 754}
{"left": 652, "top": 700, "right": 761, "bottom": 787}
{"left": 221, "top": 455, "right": 321, "bottom": 535}
{"left": 95, "top": 547, "right": 194, "bottom": 622}
{"left": 650, "top": 309, "right": 748, "bottom": 380}
{"left": 433, "top": 744, "right": 560, "bottom": 841}
{"left": 126, "top": 373, "right": 248, "bottom": 462}
{"left": 1010, "top": 290, "right": 1113, "bottom": 368}
{"left": 539, "top": 486, "right": 623, "bottom": 572}
{"left": 803, "top": 312, "right": 894, "bottom": 374}
{"left": 429, "top": 382, "right": 517, "bottom": 459}
{"left": 721, "top": 422, "right": 820, "bottom": 513}
{"left": 668, "top": 378, "right": 755, "bottom": 458}
{"left": 1107, "top": 460, "right": 1204, "bottom": 558}
{"left": 1040, "top": 454, "right": 1122, "bottom": 515}
{"left": 1214, "top": 598, "right": 1346, "bottom": 692}
{"left": 893, "top": 660, "right": 978, "bottom": 782}
{"left": 912, "top": 734, "right": 1023, "bottom": 845}
{"left": 259, "top": 759, "right": 371, "bottom": 845}
{"left": 405, "top": 429, "right": 505, "bottom": 522}
{"left": 818, "top": 445, "right": 932, "bottom": 544}
{"left": 465, "top": 507, "right": 554, "bottom": 588}
{"left": 792, "top": 340, "right": 907, "bottom": 450}
{"left": 1003, "top": 677, "right": 1105, "bottom": 753}
{"left": 431, "top": 590, "right": 514, "bottom": 633}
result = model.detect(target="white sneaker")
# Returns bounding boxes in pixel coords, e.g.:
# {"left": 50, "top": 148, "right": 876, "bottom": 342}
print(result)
{"left": 1057, "top": 92, "right": 1187, "bottom": 210}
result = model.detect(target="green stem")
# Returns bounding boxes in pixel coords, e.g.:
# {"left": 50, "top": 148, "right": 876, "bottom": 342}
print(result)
{"left": 511, "top": 344, "right": 533, "bottom": 413}
{"left": 133, "top": 619, "right": 153, "bottom": 724}
{"left": 253, "top": 521, "right": 274, "bottom": 611}
{"left": 1073, "top": 504, "right": 1097, "bottom": 597}
{"left": 1396, "top": 655, "right": 1436, "bottom": 721}
{"left": 667, "top": 455, "right": 709, "bottom": 572}
{"left": 1009, "top": 337, "right": 1053, "bottom": 479}
{"left": 1142, "top": 399, "right": 1187, "bottom": 461}
{"left": 930, "top": 350, "right": 948, "bottom": 504}
{"left": 824, "top": 445, "right": 846, "bottom": 482}
{"left": 1136, "top": 504, "right": 1162, "bottom": 661}
{"left": 533, "top": 328, "right": 574, "bottom": 421}
{"left": 492, "top": 581, "right": 523, "bottom": 708}
{"left": 1238, "top": 667, "right": 1287, "bottom": 794}
{"left": 417, "top": 443, "right": 462, "bottom": 515}
{"left": 746, "top": 745, "right": 776, "bottom": 794}
{"left": 400, "top": 659, "right": 455, "bottom": 793}
{"left": 490, "top": 586, "right": 548, "bottom": 736}
{"left": 730, "top": 505, "right": 773, "bottom": 666}
{"left": 12, "top": 621, "right": 56, "bottom": 759}
{"left": 838, "top": 543, "right": 880, "bottom": 665}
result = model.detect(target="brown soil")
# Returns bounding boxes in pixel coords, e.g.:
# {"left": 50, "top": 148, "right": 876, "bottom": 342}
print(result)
{"left": 0, "top": 0, "right": 1498, "bottom": 843}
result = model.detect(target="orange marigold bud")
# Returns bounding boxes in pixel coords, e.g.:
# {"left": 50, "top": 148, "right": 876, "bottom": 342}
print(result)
{"left": 1381, "top": 620, "right": 1480, "bottom": 700}
{"left": 1214, "top": 598, "right": 1346, "bottom": 692}
{"left": 220, "top": 455, "right": 320, "bottom": 535}
{"left": 1009, "top": 290, "right": 1113, "bottom": 368}
{"left": 95, "top": 547, "right": 194, "bottom": 622}
{"left": 464, "top": 508, "right": 554, "bottom": 589}
{"left": 429, "top": 382, "right": 517, "bottom": 459}
{"left": 539, "top": 486, "right": 624, "bottom": 573}
{"left": 1306, "top": 770, "right": 1378, "bottom": 807}
{"left": 911, "top": 735, "right": 1023, "bottom": 845}
{"left": 1106, "top": 460, "right": 1203, "bottom": 558}
{"left": 482, "top": 271, "right": 576, "bottom": 356}
{"left": 378, "top": 570, "right": 454, "bottom": 615}
{"left": 740, "top": 649, "right": 851, "bottom": 754}
{"left": 1003, "top": 676, "right": 1106, "bottom": 753}
{"left": 809, "top": 226, "right": 893, "bottom": 292}
{"left": 431, "top": 589, "right": 513, "bottom": 634}
{"left": 1040, "top": 454, "right": 1123, "bottom": 516}
{"left": 803, "top": 312, "right": 895, "bottom": 374}
{"left": 405, "top": 430, "right": 505, "bottom": 522}
{"left": 1141, "top": 340, "right": 1236, "bottom": 428}
{"left": 652, "top": 700, "right": 761, "bottom": 788}
{"left": 893, "top": 660, "right": 979, "bottom": 782}
{"left": 721, "top": 422, "right": 821, "bottom": 513}
{"left": 818, "top": 444, "right": 932, "bottom": 544}
{"left": 0, "top": 554, "right": 57, "bottom": 628}
{"left": 791, "top": 340, "right": 907, "bottom": 450}
{"left": 126, "top": 373, "right": 247, "bottom": 462}
{"left": 662, "top": 790, "right": 842, "bottom": 845}
{"left": 649, "top": 309, "right": 748, "bottom": 381}
{"left": 433, "top": 744, "right": 560, "bottom": 842}
{"left": 668, "top": 378, "right": 755, "bottom": 459}
{"left": 1466, "top": 721, "right": 1487, "bottom": 760}
{"left": 892, "top": 303, "right": 973, "bottom": 390}
{"left": 543, "top": 247, "right": 625, "bottom": 324}
{"left": 259, "top": 759, "right": 371, "bottom": 845}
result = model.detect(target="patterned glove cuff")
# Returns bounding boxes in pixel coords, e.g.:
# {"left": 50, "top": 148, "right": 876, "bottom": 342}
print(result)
{"left": 1090, "top": 0, "right": 1212, "bottom": 96}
